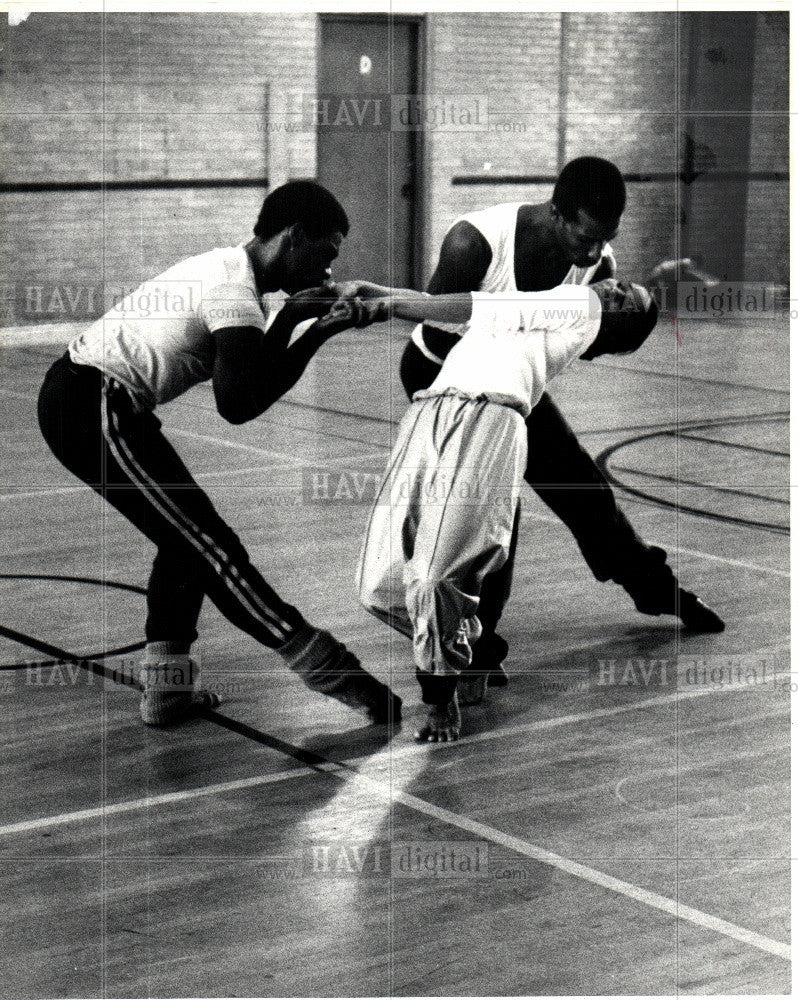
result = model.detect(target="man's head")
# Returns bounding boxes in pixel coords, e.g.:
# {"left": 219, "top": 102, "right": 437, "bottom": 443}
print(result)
{"left": 551, "top": 157, "right": 626, "bottom": 268}
{"left": 254, "top": 180, "right": 350, "bottom": 293}
{"left": 581, "top": 278, "right": 658, "bottom": 359}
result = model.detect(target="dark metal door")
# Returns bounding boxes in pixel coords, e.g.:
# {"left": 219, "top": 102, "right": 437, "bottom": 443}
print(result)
{"left": 317, "top": 15, "right": 420, "bottom": 287}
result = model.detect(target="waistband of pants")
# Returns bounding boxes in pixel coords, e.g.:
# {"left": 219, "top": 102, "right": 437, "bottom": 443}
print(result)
{"left": 50, "top": 349, "right": 102, "bottom": 383}
{"left": 411, "top": 386, "right": 528, "bottom": 418}
{"left": 53, "top": 351, "right": 153, "bottom": 418}
{"left": 64, "top": 350, "right": 154, "bottom": 414}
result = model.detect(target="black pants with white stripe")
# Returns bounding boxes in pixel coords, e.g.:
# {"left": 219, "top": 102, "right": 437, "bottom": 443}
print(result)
{"left": 38, "top": 353, "right": 304, "bottom": 649}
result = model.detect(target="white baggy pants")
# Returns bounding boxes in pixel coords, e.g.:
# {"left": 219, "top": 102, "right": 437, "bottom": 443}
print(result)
{"left": 357, "top": 390, "right": 528, "bottom": 677}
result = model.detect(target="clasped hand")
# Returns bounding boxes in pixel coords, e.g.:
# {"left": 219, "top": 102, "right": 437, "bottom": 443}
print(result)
{"left": 286, "top": 281, "right": 391, "bottom": 334}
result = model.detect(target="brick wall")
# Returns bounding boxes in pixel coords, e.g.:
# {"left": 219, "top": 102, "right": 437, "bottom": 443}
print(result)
{"left": 0, "top": 11, "right": 785, "bottom": 326}
{"left": 563, "top": 12, "right": 679, "bottom": 282}
{"left": 422, "top": 12, "right": 562, "bottom": 278}
{"left": 423, "top": 12, "right": 680, "bottom": 283}
{"left": 745, "top": 11, "right": 789, "bottom": 284}
{"left": 0, "top": 11, "right": 316, "bottom": 322}
{"left": 422, "top": 11, "right": 785, "bottom": 286}
{"left": 563, "top": 13, "right": 678, "bottom": 172}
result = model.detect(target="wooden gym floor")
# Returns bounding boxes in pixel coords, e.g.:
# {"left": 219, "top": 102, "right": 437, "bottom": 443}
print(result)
{"left": 0, "top": 311, "right": 790, "bottom": 997}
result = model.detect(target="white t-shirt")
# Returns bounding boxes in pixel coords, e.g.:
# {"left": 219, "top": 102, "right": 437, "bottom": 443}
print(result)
{"left": 416, "top": 286, "right": 601, "bottom": 419}
{"left": 69, "top": 245, "right": 269, "bottom": 409}
{"left": 412, "top": 202, "right": 614, "bottom": 364}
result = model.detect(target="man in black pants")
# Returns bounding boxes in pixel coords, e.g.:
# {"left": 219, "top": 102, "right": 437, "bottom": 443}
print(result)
{"left": 38, "top": 180, "right": 401, "bottom": 726}
{"left": 400, "top": 157, "right": 724, "bottom": 697}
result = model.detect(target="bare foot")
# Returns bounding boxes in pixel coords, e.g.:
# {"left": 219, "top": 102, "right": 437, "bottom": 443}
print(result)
{"left": 414, "top": 694, "right": 461, "bottom": 742}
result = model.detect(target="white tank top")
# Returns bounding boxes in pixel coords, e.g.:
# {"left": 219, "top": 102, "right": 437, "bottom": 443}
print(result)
{"left": 412, "top": 202, "right": 615, "bottom": 363}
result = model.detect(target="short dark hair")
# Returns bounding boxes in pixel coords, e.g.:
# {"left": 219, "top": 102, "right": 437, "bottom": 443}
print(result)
{"left": 553, "top": 157, "right": 626, "bottom": 225}
{"left": 254, "top": 180, "right": 349, "bottom": 241}
{"left": 582, "top": 282, "right": 658, "bottom": 359}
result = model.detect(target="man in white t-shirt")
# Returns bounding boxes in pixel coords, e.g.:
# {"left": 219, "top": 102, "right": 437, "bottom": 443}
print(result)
{"left": 400, "top": 158, "right": 724, "bottom": 701}
{"left": 38, "top": 180, "right": 401, "bottom": 727}
{"left": 354, "top": 278, "right": 659, "bottom": 742}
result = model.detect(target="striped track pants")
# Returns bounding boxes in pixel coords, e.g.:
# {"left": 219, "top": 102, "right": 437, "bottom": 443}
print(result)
{"left": 37, "top": 353, "right": 303, "bottom": 649}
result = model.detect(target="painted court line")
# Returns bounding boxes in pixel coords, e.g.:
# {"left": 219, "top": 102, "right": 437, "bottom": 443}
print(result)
{"left": 169, "top": 428, "right": 309, "bottom": 464}
{"left": 520, "top": 507, "right": 788, "bottom": 579}
{"left": 376, "top": 781, "right": 791, "bottom": 962}
{"left": 2, "top": 671, "right": 788, "bottom": 959}
{"left": 2, "top": 661, "right": 786, "bottom": 840}
{"left": 3, "top": 677, "right": 788, "bottom": 961}
{"left": 195, "top": 451, "right": 388, "bottom": 481}
{"left": 0, "top": 486, "right": 84, "bottom": 501}
{"left": 667, "top": 543, "right": 790, "bottom": 579}
{"left": 369, "top": 659, "right": 789, "bottom": 761}
{"left": 0, "top": 452, "right": 389, "bottom": 501}
{"left": 196, "top": 465, "right": 300, "bottom": 481}
{"left": 0, "top": 385, "right": 35, "bottom": 401}
{"left": 2, "top": 492, "right": 786, "bottom": 579}
{"left": 0, "top": 765, "right": 336, "bottom": 837}
{"left": 171, "top": 427, "right": 387, "bottom": 470}
{"left": 613, "top": 742, "right": 778, "bottom": 815}
{"left": 3, "top": 383, "right": 787, "bottom": 578}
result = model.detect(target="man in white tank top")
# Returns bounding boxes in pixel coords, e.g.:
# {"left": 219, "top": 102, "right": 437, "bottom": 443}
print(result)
{"left": 400, "top": 157, "right": 723, "bottom": 699}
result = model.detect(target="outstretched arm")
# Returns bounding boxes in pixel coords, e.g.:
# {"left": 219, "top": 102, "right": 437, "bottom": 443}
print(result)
{"left": 387, "top": 290, "right": 475, "bottom": 326}
{"left": 318, "top": 225, "right": 493, "bottom": 362}
{"left": 328, "top": 287, "right": 476, "bottom": 328}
